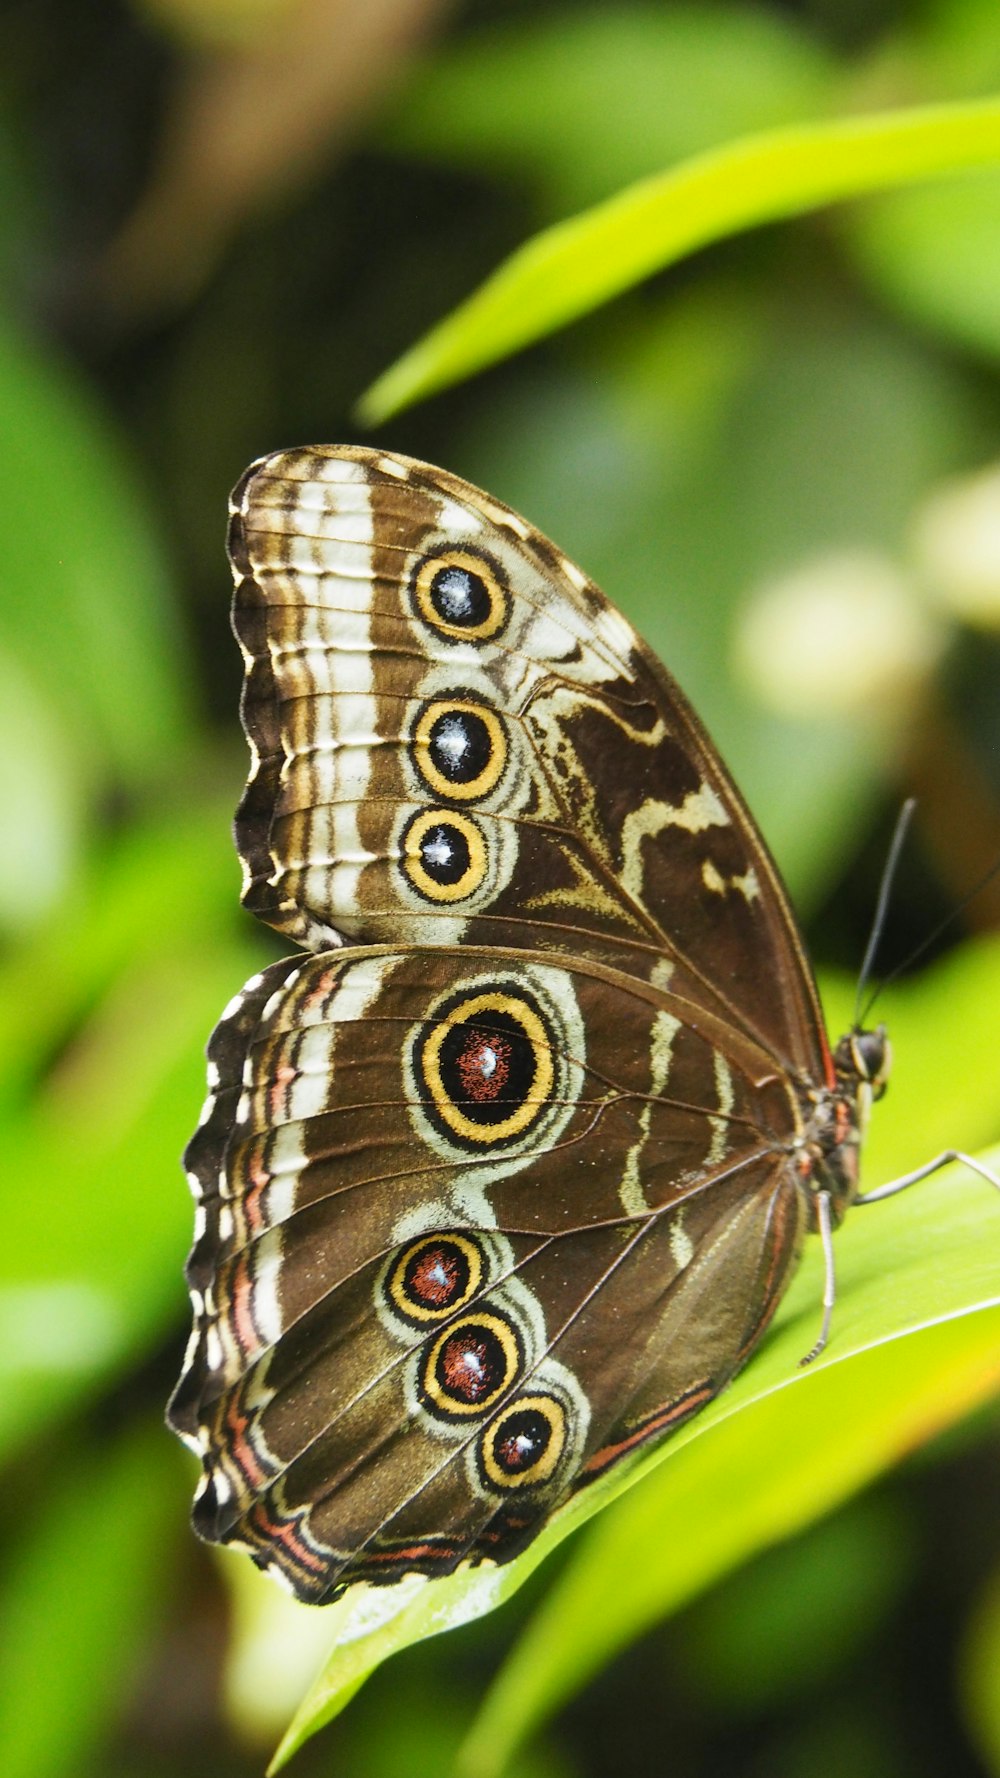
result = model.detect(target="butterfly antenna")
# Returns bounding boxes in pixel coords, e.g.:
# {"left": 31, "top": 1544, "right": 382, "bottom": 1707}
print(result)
{"left": 861, "top": 844, "right": 1000, "bottom": 1024}
{"left": 853, "top": 799, "right": 917, "bottom": 1031}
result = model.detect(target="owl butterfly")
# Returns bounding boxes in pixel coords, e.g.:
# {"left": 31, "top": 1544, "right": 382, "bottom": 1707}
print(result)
{"left": 168, "top": 446, "right": 991, "bottom": 1605}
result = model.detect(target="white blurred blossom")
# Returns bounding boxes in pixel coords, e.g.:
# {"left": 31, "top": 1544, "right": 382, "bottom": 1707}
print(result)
{"left": 912, "top": 462, "right": 1000, "bottom": 629}
{"left": 734, "top": 550, "right": 944, "bottom": 720}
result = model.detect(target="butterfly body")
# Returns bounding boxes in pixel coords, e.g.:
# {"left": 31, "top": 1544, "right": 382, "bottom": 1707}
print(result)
{"left": 170, "top": 447, "right": 882, "bottom": 1602}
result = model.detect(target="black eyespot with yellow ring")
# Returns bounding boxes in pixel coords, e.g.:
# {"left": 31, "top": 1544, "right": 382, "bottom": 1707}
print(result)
{"left": 479, "top": 1393, "right": 568, "bottom": 1491}
{"left": 419, "top": 1310, "right": 522, "bottom": 1419}
{"left": 400, "top": 809, "right": 489, "bottom": 904}
{"left": 413, "top": 984, "right": 555, "bottom": 1149}
{"left": 385, "top": 1232, "right": 485, "bottom": 1328}
{"left": 412, "top": 697, "right": 508, "bottom": 803}
{"left": 410, "top": 547, "right": 510, "bottom": 643}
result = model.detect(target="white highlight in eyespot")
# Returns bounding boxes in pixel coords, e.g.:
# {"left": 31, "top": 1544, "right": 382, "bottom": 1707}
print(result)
{"left": 433, "top": 713, "right": 474, "bottom": 767}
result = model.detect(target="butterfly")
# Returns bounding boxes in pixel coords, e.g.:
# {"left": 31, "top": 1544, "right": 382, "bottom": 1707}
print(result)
{"left": 168, "top": 444, "right": 971, "bottom": 1605}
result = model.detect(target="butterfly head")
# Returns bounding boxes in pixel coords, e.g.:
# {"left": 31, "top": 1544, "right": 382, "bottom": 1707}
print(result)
{"left": 835, "top": 1022, "right": 892, "bottom": 1132}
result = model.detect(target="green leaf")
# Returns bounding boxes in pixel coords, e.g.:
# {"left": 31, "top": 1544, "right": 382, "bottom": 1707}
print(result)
{"left": 0, "top": 649, "right": 87, "bottom": 936}
{"left": 388, "top": 3, "right": 835, "bottom": 214}
{"left": 265, "top": 936, "right": 1000, "bottom": 1769}
{"left": 357, "top": 95, "right": 1000, "bottom": 423}
{"left": 0, "top": 794, "right": 269, "bottom": 1454}
{"left": 0, "top": 1420, "right": 183, "bottom": 1778}
{"left": 443, "top": 284, "right": 978, "bottom": 913}
{"left": 0, "top": 311, "right": 190, "bottom": 781}
{"left": 848, "top": 172, "right": 1000, "bottom": 362}
{"left": 0, "top": 793, "right": 240, "bottom": 1104}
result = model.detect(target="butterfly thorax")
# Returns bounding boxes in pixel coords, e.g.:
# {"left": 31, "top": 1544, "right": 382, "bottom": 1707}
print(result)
{"left": 800, "top": 1023, "right": 891, "bottom": 1227}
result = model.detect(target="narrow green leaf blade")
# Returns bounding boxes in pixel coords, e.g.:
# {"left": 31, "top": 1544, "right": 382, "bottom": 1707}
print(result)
{"left": 357, "top": 96, "right": 1000, "bottom": 423}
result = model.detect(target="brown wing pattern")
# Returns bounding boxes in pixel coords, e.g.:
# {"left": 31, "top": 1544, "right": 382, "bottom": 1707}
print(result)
{"left": 171, "top": 445, "right": 831, "bottom": 1603}
{"left": 169, "top": 945, "right": 807, "bottom": 1601}
{"left": 229, "top": 446, "right": 827, "bottom": 1079}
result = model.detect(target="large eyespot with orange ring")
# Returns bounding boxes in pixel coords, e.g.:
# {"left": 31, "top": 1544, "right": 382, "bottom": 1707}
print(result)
{"left": 478, "top": 1392, "right": 568, "bottom": 1491}
{"left": 385, "top": 1233, "right": 485, "bottom": 1329}
{"left": 413, "top": 984, "right": 555, "bottom": 1149}
{"left": 412, "top": 696, "right": 508, "bottom": 803}
{"left": 419, "top": 1310, "right": 522, "bottom": 1419}
{"left": 410, "top": 547, "right": 510, "bottom": 642}
{"left": 400, "top": 809, "right": 489, "bottom": 903}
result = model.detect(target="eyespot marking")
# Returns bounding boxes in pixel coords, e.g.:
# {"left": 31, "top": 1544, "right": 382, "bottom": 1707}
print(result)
{"left": 479, "top": 1393, "right": 568, "bottom": 1489}
{"left": 385, "top": 1232, "right": 485, "bottom": 1327}
{"left": 401, "top": 809, "right": 489, "bottom": 902}
{"left": 413, "top": 987, "right": 555, "bottom": 1148}
{"left": 419, "top": 1310, "right": 522, "bottom": 1418}
{"left": 413, "top": 697, "right": 508, "bottom": 802}
{"left": 410, "top": 547, "right": 510, "bottom": 641}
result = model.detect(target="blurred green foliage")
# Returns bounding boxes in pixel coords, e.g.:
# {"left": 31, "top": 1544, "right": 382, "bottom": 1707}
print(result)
{"left": 1, "top": 3, "right": 1000, "bottom": 1777}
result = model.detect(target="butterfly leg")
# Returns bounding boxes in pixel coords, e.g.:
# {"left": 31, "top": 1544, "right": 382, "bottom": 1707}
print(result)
{"left": 799, "top": 1189, "right": 835, "bottom": 1367}
{"left": 855, "top": 1150, "right": 1000, "bottom": 1205}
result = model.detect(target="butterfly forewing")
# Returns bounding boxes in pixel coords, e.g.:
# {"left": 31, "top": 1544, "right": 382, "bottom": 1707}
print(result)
{"left": 228, "top": 446, "right": 828, "bottom": 1077}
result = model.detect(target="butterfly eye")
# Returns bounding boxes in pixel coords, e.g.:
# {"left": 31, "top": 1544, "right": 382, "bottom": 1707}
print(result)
{"left": 419, "top": 1310, "right": 522, "bottom": 1418}
{"left": 849, "top": 1025, "right": 892, "bottom": 1099}
{"left": 400, "top": 809, "right": 488, "bottom": 902}
{"left": 413, "top": 697, "right": 508, "bottom": 802}
{"left": 479, "top": 1394, "right": 568, "bottom": 1490}
{"left": 411, "top": 547, "right": 510, "bottom": 641}
{"left": 414, "top": 987, "right": 555, "bottom": 1147}
{"left": 386, "top": 1233, "right": 485, "bottom": 1326}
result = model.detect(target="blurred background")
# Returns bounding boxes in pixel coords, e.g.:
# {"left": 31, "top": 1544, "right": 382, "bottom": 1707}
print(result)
{"left": 2, "top": 1, "right": 1000, "bottom": 1774}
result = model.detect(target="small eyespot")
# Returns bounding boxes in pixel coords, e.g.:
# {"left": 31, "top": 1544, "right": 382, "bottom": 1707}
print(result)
{"left": 401, "top": 809, "right": 488, "bottom": 903}
{"left": 386, "top": 1233, "right": 485, "bottom": 1326}
{"left": 479, "top": 1393, "right": 568, "bottom": 1490}
{"left": 413, "top": 697, "right": 508, "bottom": 802}
{"left": 419, "top": 1311, "right": 522, "bottom": 1418}
{"left": 411, "top": 548, "right": 510, "bottom": 641}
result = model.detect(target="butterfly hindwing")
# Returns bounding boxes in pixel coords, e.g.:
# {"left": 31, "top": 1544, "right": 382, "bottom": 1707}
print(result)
{"left": 170, "top": 942, "right": 806, "bottom": 1600}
